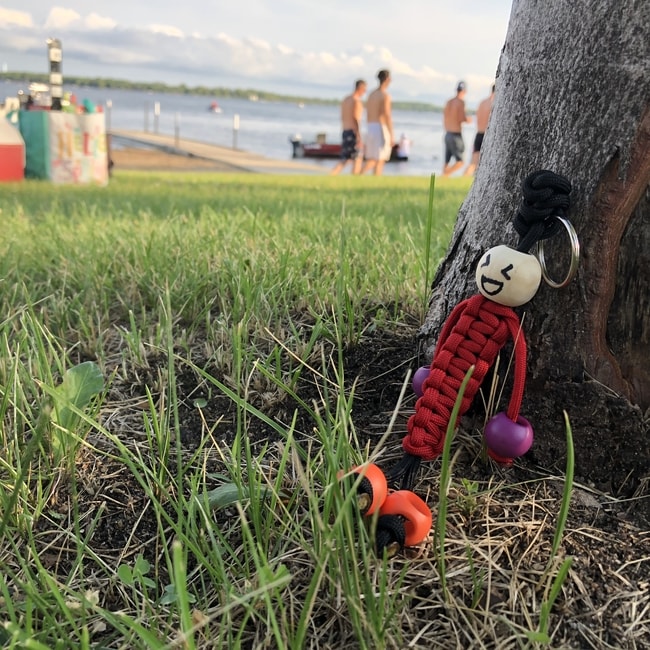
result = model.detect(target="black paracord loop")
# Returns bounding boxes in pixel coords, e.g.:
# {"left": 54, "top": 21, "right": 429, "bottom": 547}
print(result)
{"left": 514, "top": 170, "right": 572, "bottom": 252}
{"left": 376, "top": 515, "right": 406, "bottom": 555}
{"left": 357, "top": 476, "right": 374, "bottom": 514}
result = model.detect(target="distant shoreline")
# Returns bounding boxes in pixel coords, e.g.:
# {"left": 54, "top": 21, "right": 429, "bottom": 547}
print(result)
{"left": 0, "top": 71, "right": 444, "bottom": 113}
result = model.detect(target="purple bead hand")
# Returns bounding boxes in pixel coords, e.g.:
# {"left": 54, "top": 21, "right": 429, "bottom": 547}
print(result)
{"left": 484, "top": 412, "right": 534, "bottom": 458}
{"left": 412, "top": 366, "right": 430, "bottom": 398}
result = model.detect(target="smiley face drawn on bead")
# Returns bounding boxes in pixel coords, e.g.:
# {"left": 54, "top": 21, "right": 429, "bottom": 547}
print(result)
{"left": 478, "top": 254, "right": 514, "bottom": 297}
{"left": 475, "top": 245, "right": 542, "bottom": 307}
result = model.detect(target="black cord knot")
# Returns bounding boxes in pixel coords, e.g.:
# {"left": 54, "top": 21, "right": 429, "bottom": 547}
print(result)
{"left": 514, "top": 170, "right": 572, "bottom": 252}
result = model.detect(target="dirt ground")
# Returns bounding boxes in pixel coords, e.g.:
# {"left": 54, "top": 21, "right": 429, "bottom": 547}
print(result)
{"left": 56, "top": 317, "right": 649, "bottom": 648}
{"left": 109, "top": 146, "right": 237, "bottom": 172}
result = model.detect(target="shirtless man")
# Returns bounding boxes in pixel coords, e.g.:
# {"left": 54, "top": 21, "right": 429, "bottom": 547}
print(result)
{"left": 330, "top": 79, "right": 367, "bottom": 175}
{"left": 442, "top": 81, "right": 471, "bottom": 177}
{"left": 464, "top": 84, "right": 495, "bottom": 176}
{"left": 360, "top": 69, "right": 394, "bottom": 176}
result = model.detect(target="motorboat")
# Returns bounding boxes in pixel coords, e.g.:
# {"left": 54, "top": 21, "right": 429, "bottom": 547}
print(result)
{"left": 289, "top": 134, "right": 408, "bottom": 161}
{"left": 289, "top": 134, "right": 340, "bottom": 158}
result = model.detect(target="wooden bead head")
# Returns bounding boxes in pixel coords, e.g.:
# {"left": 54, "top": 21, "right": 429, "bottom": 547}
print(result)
{"left": 475, "top": 245, "right": 542, "bottom": 307}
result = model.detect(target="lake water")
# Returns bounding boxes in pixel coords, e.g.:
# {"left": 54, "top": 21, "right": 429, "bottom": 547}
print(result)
{"left": 1, "top": 80, "right": 477, "bottom": 176}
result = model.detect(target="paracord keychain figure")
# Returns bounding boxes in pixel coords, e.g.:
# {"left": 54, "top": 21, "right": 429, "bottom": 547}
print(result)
{"left": 342, "top": 169, "right": 580, "bottom": 556}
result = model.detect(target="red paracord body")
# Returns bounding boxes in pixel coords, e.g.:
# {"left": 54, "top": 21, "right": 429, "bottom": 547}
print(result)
{"left": 403, "top": 294, "right": 527, "bottom": 461}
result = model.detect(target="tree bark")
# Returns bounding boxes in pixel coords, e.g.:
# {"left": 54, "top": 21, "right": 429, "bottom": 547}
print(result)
{"left": 421, "top": 0, "right": 650, "bottom": 495}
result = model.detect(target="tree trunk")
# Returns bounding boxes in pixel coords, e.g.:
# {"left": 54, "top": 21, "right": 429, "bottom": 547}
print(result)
{"left": 421, "top": 0, "right": 650, "bottom": 498}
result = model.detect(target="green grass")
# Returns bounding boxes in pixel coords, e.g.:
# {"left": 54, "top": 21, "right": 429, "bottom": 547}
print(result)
{"left": 0, "top": 171, "right": 593, "bottom": 649}
{"left": 0, "top": 174, "right": 460, "bottom": 349}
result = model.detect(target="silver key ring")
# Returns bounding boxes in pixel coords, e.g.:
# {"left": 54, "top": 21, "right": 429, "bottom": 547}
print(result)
{"left": 535, "top": 216, "right": 580, "bottom": 289}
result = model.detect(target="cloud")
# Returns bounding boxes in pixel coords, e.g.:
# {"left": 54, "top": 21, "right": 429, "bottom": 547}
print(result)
{"left": 0, "top": 6, "right": 495, "bottom": 101}
{"left": 0, "top": 7, "right": 33, "bottom": 28}
{"left": 44, "top": 8, "right": 116, "bottom": 32}
{"left": 85, "top": 13, "right": 117, "bottom": 31}
{"left": 45, "top": 7, "right": 81, "bottom": 30}
{"left": 217, "top": 32, "right": 239, "bottom": 48}
{"left": 246, "top": 37, "right": 271, "bottom": 51}
{"left": 148, "top": 24, "right": 184, "bottom": 38}
{"left": 277, "top": 43, "right": 294, "bottom": 56}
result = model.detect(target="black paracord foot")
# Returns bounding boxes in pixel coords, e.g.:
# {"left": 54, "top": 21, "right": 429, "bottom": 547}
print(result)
{"left": 384, "top": 454, "right": 421, "bottom": 491}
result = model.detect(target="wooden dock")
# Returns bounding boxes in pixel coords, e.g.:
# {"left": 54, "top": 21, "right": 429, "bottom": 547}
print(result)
{"left": 110, "top": 130, "right": 325, "bottom": 174}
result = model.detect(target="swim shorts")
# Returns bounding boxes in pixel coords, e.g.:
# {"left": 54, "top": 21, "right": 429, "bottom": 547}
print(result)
{"left": 340, "top": 129, "right": 360, "bottom": 160}
{"left": 365, "top": 122, "right": 392, "bottom": 161}
{"left": 473, "top": 132, "right": 485, "bottom": 153}
{"left": 444, "top": 132, "right": 465, "bottom": 164}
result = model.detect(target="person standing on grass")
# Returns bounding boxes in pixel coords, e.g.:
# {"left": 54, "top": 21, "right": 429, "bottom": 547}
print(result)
{"left": 331, "top": 79, "right": 367, "bottom": 175}
{"left": 442, "top": 81, "right": 471, "bottom": 177}
{"left": 464, "top": 83, "right": 495, "bottom": 176}
{"left": 360, "top": 69, "right": 395, "bottom": 176}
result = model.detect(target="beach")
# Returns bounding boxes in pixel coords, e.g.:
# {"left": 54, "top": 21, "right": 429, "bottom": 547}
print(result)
{"left": 108, "top": 130, "right": 327, "bottom": 174}
{"left": 110, "top": 146, "right": 237, "bottom": 172}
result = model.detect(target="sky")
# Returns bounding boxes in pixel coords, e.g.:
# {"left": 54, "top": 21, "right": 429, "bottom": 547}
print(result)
{"left": 0, "top": 1, "right": 513, "bottom": 105}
